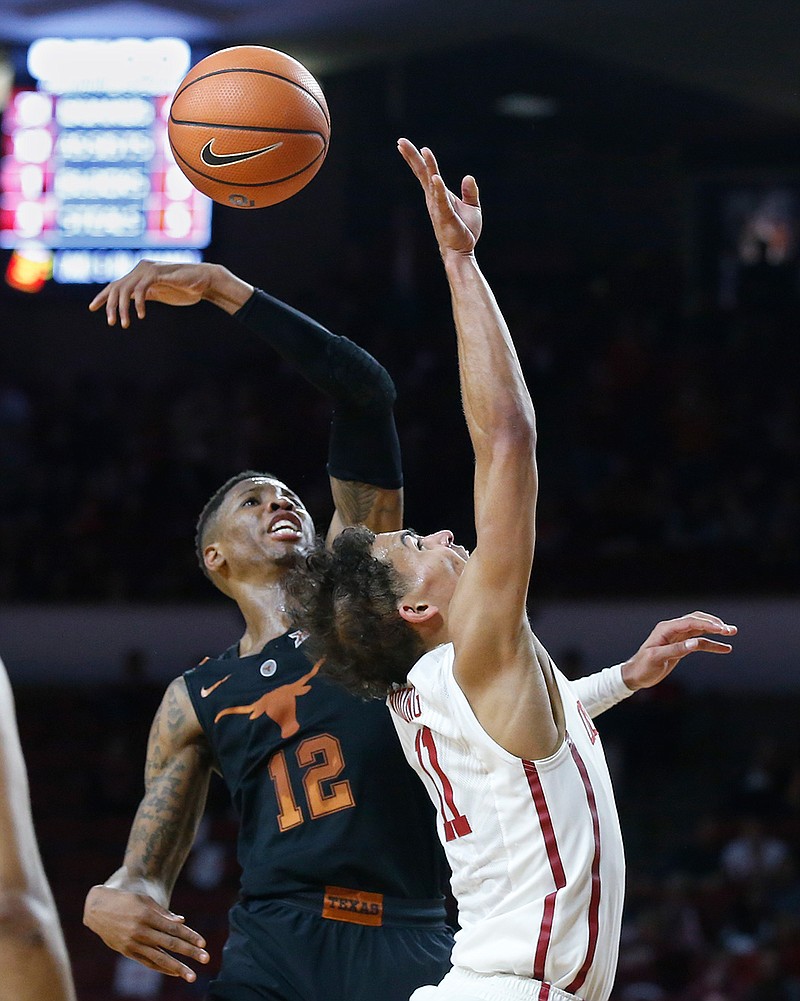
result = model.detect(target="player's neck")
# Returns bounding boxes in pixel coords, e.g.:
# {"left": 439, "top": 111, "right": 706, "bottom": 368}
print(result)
{"left": 232, "top": 581, "right": 291, "bottom": 656}
{"left": 419, "top": 618, "right": 451, "bottom": 654}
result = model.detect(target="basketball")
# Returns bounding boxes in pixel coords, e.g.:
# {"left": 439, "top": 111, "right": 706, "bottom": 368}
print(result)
{"left": 167, "top": 45, "right": 330, "bottom": 209}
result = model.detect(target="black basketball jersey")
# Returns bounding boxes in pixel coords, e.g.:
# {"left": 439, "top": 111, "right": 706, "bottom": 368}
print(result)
{"left": 183, "top": 629, "right": 448, "bottom": 901}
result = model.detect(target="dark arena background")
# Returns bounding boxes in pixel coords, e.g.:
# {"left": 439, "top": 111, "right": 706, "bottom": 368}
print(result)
{"left": 1, "top": 2, "right": 799, "bottom": 999}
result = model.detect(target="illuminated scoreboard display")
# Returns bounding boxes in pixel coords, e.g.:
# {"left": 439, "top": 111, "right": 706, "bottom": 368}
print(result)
{"left": 0, "top": 37, "right": 212, "bottom": 285}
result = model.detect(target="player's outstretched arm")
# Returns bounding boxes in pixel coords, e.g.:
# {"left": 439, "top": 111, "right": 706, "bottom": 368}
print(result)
{"left": 0, "top": 658, "right": 77, "bottom": 1001}
{"left": 231, "top": 290, "right": 404, "bottom": 539}
{"left": 83, "top": 678, "right": 213, "bottom": 983}
{"left": 90, "top": 260, "right": 403, "bottom": 536}
{"left": 88, "top": 260, "right": 254, "bottom": 328}
{"left": 399, "top": 140, "right": 553, "bottom": 761}
{"left": 572, "top": 611, "right": 738, "bottom": 718}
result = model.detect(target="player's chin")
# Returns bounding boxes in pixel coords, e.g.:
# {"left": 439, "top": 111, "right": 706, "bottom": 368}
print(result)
{"left": 272, "top": 531, "right": 323, "bottom": 566}
{"left": 273, "top": 548, "right": 307, "bottom": 569}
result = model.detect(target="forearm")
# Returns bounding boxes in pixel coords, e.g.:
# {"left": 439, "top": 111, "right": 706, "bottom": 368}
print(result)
{"left": 234, "top": 289, "right": 396, "bottom": 411}
{"left": 103, "top": 787, "right": 206, "bottom": 908}
{"left": 236, "top": 288, "right": 403, "bottom": 491}
{"left": 443, "top": 253, "right": 536, "bottom": 450}
{"left": 116, "top": 755, "right": 210, "bottom": 905}
{"left": 109, "top": 680, "right": 211, "bottom": 905}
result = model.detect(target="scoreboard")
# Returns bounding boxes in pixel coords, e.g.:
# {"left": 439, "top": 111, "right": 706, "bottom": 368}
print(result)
{"left": 0, "top": 37, "right": 212, "bottom": 285}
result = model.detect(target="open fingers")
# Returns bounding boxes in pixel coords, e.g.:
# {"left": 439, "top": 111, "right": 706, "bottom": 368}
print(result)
{"left": 101, "top": 281, "right": 145, "bottom": 329}
{"left": 397, "top": 138, "right": 429, "bottom": 184}
{"left": 88, "top": 287, "right": 109, "bottom": 313}
{"left": 89, "top": 259, "right": 155, "bottom": 327}
{"left": 104, "top": 284, "right": 122, "bottom": 327}
{"left": 657, "top": 637, "right": 733, "bottom": 663}
{"left": 461, "top": 174, "right": 479, "bottom": 206}
{"left": 691, "top": 638, "right": 734, "bottom": 654}
{"left": 91, "top": 280, "right": 128, "bottom": 328}
{"left": 429, "top": 172, "right": 453, "bottom": 213}
{"left": 130, "top": 944, "right": 201, "bottom": 981}
{"left": 684, "top": 610, "right": 732, "bottom": 629}
{"left": 149, "top": 928, "right": 209, "bottom": 965}
{"left": 420, "top": 145, "right": 442, "bottom": 178}
{"left": 148, "top": 911, "right": 207, "bottom": 952}
{"left": 397, "top": 140, "right": 448, "bottom": 198}
{"left": 126, "top": 917, "right": 210, "bottom": 981}
{"left": 133, "top": 281, "right": 148, "bottom": 323}
{"left": 116, "top": 285, "right": 133, "bottom": 328}
{"left": 652, "top": 612, "right": 737, "bottom": 645}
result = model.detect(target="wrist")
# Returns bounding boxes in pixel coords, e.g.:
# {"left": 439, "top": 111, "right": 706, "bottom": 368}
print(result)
{"left": 620, "top": 659, "right": 640, "bottom": 691}
{"left": 105, "top": 867, "right": 166, "bottom": 900}
{"left": 442, "top": 251, "right": 480, "bottom": 289}
{"left": 202, "top": 264, "right": 254, "bottom": 314}
{"left": 441, "top": 248, "right": 477, "bottom": 269}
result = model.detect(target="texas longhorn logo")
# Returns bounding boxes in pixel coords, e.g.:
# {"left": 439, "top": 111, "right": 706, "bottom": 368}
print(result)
{"left": 200, "top": 138, "right": 283, "bottom": 167}
{"left": 214, "top": 660, "right": 323, "bottom": 738}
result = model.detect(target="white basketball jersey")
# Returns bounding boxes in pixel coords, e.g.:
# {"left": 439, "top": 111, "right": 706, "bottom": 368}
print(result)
{"left": 387, "top": 642, "right": 625, "bottom": 1001}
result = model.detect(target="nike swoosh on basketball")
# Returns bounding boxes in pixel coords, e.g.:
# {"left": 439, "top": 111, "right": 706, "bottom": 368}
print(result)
{"left": 200, "top": 673, "right": 232, "bottom": 698}
{"left": 200, "top": 139, "right": 283, "bottom": 167}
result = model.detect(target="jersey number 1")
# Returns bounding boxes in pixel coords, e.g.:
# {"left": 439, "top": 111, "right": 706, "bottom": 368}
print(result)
{"left": 268, "top": 733, "right": 355, "bottom": 832}
{"left": 416, "top": 726, "right": 472, "bottom": 842}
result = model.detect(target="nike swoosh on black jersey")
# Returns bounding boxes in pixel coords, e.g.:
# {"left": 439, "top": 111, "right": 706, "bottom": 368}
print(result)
{"left": 200, "top": 139, "right": 283, "bottom": 167}
{"left": 201, "top": 673, "right": 232, "bottom": 698}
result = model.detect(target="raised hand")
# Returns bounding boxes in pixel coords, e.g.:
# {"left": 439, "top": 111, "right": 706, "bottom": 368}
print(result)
{"left": 88, "top": 260, "right": 217, "bottom": 328}
{"left": 621, "top": 610, "right": 737, "bottom": 691}
{"left": 397, "top": 138, "right": 482, "bottom": 257}
{"left": 88, "top": 260, "right": 253, "bottom": 327}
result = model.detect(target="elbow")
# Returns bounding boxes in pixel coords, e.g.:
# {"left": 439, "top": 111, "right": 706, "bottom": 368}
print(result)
{"left": 474, "top": 383, "right": 537, "bottom": 448}
{"left": 371, "top": 367, "right": 397, "bottom": 411}
{"left": 490, "top": 411, "right": 537, "bottom": 455}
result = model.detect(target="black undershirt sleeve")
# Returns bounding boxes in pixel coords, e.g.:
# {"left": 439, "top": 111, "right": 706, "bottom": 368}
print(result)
{"left": 234, "top": 288, "right": 403, "bottom": 489}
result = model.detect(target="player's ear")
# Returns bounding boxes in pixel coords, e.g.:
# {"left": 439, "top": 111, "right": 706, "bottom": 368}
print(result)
{"left": 398, "top": 601, "right": 439, "bottom": 625}
{"left": 203, "top": 541, "right": 226, "bottom": 575}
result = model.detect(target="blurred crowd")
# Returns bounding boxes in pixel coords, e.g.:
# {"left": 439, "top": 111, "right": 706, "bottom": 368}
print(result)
{"left": 604, "top": 693, "right": 800, "bottom": 1001}
{"left": 0, "top": 265, "right": 797, "bottom": 602}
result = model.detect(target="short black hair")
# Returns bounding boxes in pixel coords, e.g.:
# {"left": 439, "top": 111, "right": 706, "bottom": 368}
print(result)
{"left": 284, "top": 525, "right": 424, "bottom": 698}
{"left": 194, "top": 469, "right": 279, "bottom": 575}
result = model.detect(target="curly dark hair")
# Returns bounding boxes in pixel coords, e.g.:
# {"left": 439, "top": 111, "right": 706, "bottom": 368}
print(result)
{"left": 284, "top": 525, "right": 425, "bottom": 698}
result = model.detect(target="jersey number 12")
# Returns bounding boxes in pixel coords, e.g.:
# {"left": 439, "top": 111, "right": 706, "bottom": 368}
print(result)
{"left": 268, "top": 733, "right": 355, "bottom": 832}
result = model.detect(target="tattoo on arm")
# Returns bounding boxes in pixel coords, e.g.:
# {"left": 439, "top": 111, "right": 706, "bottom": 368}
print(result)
{"left": 331, "top": 479, "right": 379, "bottom": 525}
{"left": 123, "top": 681, "right": 211, "bottom": 898}
{"left": 329, "top": 478, "right": 403, "bottom": 535}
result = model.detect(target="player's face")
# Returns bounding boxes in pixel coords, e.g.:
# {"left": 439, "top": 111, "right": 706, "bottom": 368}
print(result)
{"left": 372, "top": 529, "right": 469, "bottom": 611}
{"left": 216, "top": 476, "right": 315, "bottom": 566}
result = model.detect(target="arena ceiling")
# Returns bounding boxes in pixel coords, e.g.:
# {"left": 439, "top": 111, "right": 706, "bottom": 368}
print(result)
{"left": 0, "top": 0, "right": 798, "bottom": 121}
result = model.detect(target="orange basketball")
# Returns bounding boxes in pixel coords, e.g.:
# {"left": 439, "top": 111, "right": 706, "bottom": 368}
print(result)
{"left": 167, "top": 45, "right": 330, "bottom": 209}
